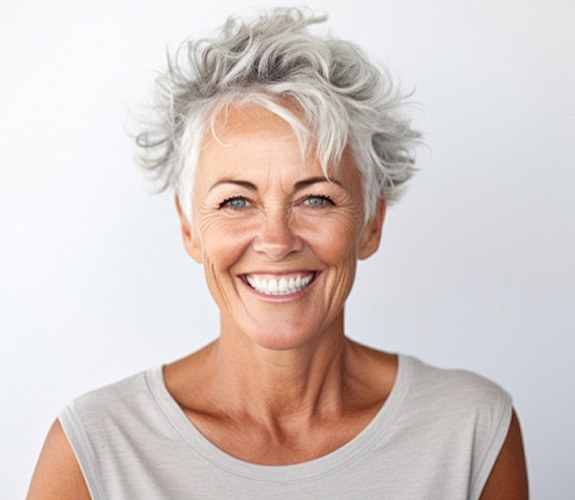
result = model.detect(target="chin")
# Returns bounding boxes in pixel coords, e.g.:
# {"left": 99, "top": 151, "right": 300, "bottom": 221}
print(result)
{"left": 244, "top": 322, "right": 322, "bottom": 351}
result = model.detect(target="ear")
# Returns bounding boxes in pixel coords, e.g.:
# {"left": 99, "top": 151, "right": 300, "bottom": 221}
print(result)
{"left": 175, "top": 194, "right": 203, "bottom": 263}
{"left": 358, "top": 198, "right": 386, "bottom": 260}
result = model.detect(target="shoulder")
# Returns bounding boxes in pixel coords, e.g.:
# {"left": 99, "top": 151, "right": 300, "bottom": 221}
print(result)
{"left": 403, "top": 355, "right": 512, "bottom": 417}
{"left": 28, "top": 370, "right": 159, "bottom": 499}
{"left": 72, "top": 370, "right": 152, "bottom": 403}
{"left": 63, "top": 369, "right": 156, "bottom": 423}
{"left": 28, "top": 419, "right": 91, "bottom": 499}
{"left": 53, "top": 369, "right": 164, "bottom": 497}
{"left": 398, "top": 355, "right": 517, "bottom": 498}
{"left": 58, "top": 369, "right": 165, "bottom": 458}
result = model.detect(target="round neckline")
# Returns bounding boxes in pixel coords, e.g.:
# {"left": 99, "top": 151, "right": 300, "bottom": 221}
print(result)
{"left": 147, "top": 353, "right": 413, "bottom": 482}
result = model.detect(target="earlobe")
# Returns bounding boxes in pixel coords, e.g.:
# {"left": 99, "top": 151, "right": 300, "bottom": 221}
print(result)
{"left": 175, "top": 194, "right": 203, "bottom": 263}
{"left": 358, "top": 198, "right": 386, "bottom": 260}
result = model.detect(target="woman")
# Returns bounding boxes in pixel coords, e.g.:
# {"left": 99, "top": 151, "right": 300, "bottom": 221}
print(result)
{"left": 28, "top": 8, "right": 528, "bottom": 499}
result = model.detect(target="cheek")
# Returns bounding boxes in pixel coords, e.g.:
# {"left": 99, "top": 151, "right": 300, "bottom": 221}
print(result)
{"left": 302, "top": 215, "right": 361, "bottom": 264}
{"left": 197, "top": 214, "right": 256, "bottom": 268}
{"left": 308, "top": 220, "right": 359, "bottom": 316}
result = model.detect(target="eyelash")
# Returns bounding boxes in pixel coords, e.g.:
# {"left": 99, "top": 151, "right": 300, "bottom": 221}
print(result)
{"left": 219, "top": 196, "right": 250, "bottom": 211}
{"left": 218, "top": 194, "right": 335, "bottom": 211}
{"left": 303, "top": 194, "right": 335, "bottom": 208}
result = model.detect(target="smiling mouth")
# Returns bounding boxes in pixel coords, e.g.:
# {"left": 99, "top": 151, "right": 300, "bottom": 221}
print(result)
{"left": 243, "top": 272, "right": 316, "bottom": 296}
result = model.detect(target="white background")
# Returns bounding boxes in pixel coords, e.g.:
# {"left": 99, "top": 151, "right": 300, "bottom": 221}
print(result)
{"left": 2, "top": 0, "right": 574, "bottom": 497}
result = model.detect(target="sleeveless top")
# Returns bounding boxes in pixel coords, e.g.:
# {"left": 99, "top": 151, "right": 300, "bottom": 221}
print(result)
{"left": 59, "top": 354, "right": 512, "bottom": 499}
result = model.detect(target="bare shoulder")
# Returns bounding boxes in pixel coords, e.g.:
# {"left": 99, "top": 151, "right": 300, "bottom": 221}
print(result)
{"left": 27, "top": 419, "right": 90, "bottom": 500}
{"left": 480, "top": 409, "right": 529, "bottom": 499}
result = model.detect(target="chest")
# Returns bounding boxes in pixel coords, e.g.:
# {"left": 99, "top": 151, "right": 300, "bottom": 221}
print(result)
{"left": 183, "top": 406, "right": 382, "bottom": 465}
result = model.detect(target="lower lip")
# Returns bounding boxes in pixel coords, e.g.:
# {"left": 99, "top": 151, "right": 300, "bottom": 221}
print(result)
{"left": 239, "top": 273, "right": 318, "bottom": 301}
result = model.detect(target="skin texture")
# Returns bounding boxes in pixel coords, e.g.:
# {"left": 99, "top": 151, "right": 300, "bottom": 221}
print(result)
{"left": 182, "top": 104, "right": 383, "bottom": 351}
{"left": 27, "top": 420, "right": 91, "bottom": 499}
{"left": 480, "top": 410, "right": 529, "bottom": 499}
{"left": 27, "top": 104, "right": 528, "bottom": 497}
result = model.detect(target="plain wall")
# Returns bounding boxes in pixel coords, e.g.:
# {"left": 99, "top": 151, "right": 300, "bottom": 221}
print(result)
{"left": 2, "top": 0, "right": 574, "bottom": 497}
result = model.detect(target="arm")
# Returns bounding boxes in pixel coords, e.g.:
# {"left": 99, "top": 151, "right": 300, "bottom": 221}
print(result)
{"left": 27, "top": 419, "right": 91, "bottom": 499}
{"left": 480, "top": 409, "right": 528, "bottom": 499}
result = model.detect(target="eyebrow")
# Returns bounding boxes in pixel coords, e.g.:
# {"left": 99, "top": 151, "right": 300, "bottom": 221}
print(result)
{"left": 209, "top": 179, "right": 257, "bottom": 192}
{"left": 209, "top": 176, "right": 343, "bottom": 192}
{"left": 294, "top": 177, "right": 343, "bottom": 190}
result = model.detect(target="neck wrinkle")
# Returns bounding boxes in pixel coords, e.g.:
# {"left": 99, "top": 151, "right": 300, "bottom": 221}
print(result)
{"left": 211, "top": 330, "right": 350, "bottom": 427}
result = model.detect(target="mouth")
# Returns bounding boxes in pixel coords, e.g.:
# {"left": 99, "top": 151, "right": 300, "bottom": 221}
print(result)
{"left": 242, "top": 272, "right": 317, "bottom": 296}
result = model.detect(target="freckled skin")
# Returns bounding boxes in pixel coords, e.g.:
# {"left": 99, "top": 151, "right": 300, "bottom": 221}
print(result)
{"left": 178, "top": 104, "right": 384, "bottom": 351}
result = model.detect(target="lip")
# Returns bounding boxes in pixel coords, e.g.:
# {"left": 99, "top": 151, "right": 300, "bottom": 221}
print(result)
{"left": 239, "top": 271, "right": 319, "bottom": 300}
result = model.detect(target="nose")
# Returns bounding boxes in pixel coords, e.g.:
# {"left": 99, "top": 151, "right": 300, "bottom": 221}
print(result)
{"left": 253, "top": 211, "right": 303, "bottom": 260}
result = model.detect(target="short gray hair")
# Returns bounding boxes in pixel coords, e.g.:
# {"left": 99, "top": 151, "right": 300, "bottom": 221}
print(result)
{"left": 136, "top": 7, "right": 420, "bottom": 221}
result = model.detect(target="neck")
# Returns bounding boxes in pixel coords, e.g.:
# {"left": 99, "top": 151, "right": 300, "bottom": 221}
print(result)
{"left": 210, "top": 316, "right": 351, "bottom": 424}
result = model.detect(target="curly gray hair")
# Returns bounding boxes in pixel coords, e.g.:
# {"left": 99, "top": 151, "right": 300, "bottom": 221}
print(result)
{"left": 136, "top": 7, "right": 419, "bottom": 221}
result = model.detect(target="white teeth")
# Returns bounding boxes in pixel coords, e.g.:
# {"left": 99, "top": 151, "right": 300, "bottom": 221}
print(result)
{"left": 246, "top": 273, "right": 314, "bottom": 296}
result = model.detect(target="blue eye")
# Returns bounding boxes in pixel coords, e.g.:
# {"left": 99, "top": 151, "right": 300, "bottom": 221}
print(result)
{"left": 220, "top": 197, "right": 250, "bottom": 210}
{"left": 303, "top": 195, "right": 334, "bottom": 208}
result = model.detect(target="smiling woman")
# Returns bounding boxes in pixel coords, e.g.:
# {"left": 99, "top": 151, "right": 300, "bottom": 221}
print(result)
{"left": 179, "top": 104, "right": 381, "bottom": 351}
{"left": 27, "top": 7, "right": 527, "bottom": 500}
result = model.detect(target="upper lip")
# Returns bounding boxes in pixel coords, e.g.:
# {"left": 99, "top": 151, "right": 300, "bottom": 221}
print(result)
{"left": 240, "top": 270, "right": 317, "bottom": 277}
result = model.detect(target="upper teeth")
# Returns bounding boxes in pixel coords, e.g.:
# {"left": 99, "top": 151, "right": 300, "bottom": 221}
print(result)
{"left": 246, "top": 273, "right": 314, "bottom": 295}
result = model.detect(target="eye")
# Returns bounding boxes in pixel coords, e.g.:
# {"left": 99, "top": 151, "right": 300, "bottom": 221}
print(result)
{"left": 219, "top": 196, "right": 250, "bottom": 211}
{"left": 303, "top": 195, "right": 334, "bottom": 209}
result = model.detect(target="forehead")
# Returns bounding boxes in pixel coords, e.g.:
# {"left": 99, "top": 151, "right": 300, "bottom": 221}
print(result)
{"left": 196, "top": 104, "right": 307, "bottom": 177}
{"left": 196, "top": 104, "right": 358, "bottom": 182}
{"left": 206, "top": 103, "right": 300, "bottom": 145}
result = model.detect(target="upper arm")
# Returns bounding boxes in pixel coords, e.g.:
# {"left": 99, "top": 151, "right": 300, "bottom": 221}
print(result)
{"left": 27, "top": 419, "right": 91, "bottom": 500}
{"left": 480, "top": 408, "right": 529, "bottom": 499}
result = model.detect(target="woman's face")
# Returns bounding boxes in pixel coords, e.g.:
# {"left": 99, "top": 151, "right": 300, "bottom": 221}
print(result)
{"left": 177, "top": 104, "right": 385, "bottom": 350}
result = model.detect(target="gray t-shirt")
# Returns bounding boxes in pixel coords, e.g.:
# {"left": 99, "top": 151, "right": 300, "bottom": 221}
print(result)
{"left": 60, "top": 354, "right": 511, "bottom": 499}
